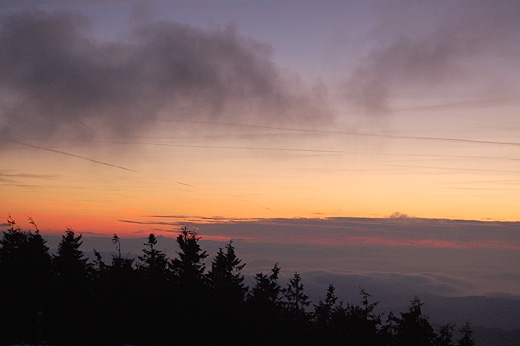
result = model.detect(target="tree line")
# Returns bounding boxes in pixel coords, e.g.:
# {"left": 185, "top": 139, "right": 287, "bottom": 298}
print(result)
{"left": 0, "top": 216, "right": 475, "bottom": 346}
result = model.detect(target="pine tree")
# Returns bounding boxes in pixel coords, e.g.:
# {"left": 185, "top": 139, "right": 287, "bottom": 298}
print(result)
{"left": 207, "top": 240, "right": 247, "bottom": 302}
{"left": 280, "top": 272, "right": 314, "bottom": 345}
{"left": 314, "top": 284, "right": 340, "bottom": 326}
{"left": 138, "top": 233, "right": 168, "bottom": 278}
{"left": 0, "top": 216, "right": 52, "bottom": 344}
{"left": 246, "top": 264, "right": 283, "bottom": 344}
{"left": 170, "top": 226, "right": 208, "bottom": 288}
{"left": 391, "top": 296, "right": 436, "bottom": 346}
{"left": 457, "top": 321, "right": 475, "bottom": 346}
{"left": 206, "top": 241, "right": 248, "bottom": 344}
{"left": 437, "top": 322, "right": 455, "bottom": 346}
{"left": 50, "top": 228, "right": 91, "bottom": 344}
{"left": 282, "top": 272, "right": 310, "bottom": 315}
{"left": 249, "top": 263, "right": 282, "bottom": 306}
{"left": 344, "top": 289, "right": 382, "bottom": 346}
{"left": 53, "top": 228, "right": 89, "bottom": 284}
{"left": 167, "top": 227, "right": 210, "bottom": 344}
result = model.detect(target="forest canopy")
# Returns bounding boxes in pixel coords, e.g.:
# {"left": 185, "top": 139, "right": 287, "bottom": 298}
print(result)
{"left": 0, "top": 217, "right": 475, "bottom": 346}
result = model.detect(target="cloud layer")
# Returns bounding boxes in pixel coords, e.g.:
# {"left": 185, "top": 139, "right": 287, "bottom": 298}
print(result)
{"left": 0, "top": 10, "right": 329, "bottom": 141}
{"left": 3, "top": 3, "right": 519, "bottom": 141}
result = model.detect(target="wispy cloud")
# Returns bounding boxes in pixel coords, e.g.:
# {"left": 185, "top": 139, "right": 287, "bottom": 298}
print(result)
{"left": 0, "top": 169, "right": 58, "bottom": 186}
{"left": 343, "top": 0, "right": 520, "bottom": 115}
{"left": 0, "top": 171, "right": 57, "bottom": 179}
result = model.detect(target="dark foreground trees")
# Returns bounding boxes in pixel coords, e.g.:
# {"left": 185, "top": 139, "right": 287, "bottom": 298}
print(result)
{"left": 0, "top": 216, "right": 51, "bottom": 345}
{"left": 0, "top": 219, "right": 476, "bottom": 346}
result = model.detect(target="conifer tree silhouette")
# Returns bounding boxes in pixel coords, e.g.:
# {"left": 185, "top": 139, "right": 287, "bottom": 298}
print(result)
{"left": 0, "top": 216, "right": 52, "bottom": 344}
{"left": 207, "top": 240, "right": 247, "bottom": 301}
{"left": 246, "top": 264, "right": 284, "bottom": 344}
{"left": 437, "top": 322, "right": 455, "bottom": 346}
{"left": 457, "top": 321, "right": 475, "bottom": 346}
{"left": 138, "top": 233, "right": 168, "bottom": 279}
{"left": 391, "top": 296, "right": 436, "bottom": 346}
{"left": 344, "top": 289, "right": 382, "bottom": 346}
{"left": 171, "top": 226, "right": 208, "bottom": 291}
{"left": 53, "top": 228, "right": 89, "bottom": 284}
{"left": 0, "top": 220, "right": 492, "bottom": 346}
{"left": 283, "top": 272, "right": 311, "bottom": 315}
{"left": 206, "top": 241, "right": 248, "bottom": 344}
{"left": 281, "top": 272, "right": 313, "bottom": 345}
{"left": 50, "top": 228, "right": 90, "bottom": 343}
{"left": 169, "top": 227, "right": 209, "bottom": 345}
{"left": 314, "top": 284, "right": 340, "bottom": 327}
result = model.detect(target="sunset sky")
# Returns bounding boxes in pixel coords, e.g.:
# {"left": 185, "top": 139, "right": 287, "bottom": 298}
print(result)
{"left": 1, "top": 0, "right": 520, "bottom": 236}
{"left": 2, "top": 1, "right": 520, "bottom": 312}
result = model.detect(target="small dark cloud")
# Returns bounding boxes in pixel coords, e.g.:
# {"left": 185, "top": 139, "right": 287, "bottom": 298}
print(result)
{"left": 118, "top": 219, "right": 180, "bottom": 227}
{"left": 389, "top": 211, "right": 411, "bottom": 219}
{"left": 0, "top": 10, "right": 331, "bottom": 142}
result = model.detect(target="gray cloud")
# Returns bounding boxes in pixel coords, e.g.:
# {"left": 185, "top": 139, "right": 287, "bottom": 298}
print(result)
{"left": 344, "top": 0, "right": 520, "bottom": 115}
{"left": 0, "top": 10, "right": 330, "bottom": 141}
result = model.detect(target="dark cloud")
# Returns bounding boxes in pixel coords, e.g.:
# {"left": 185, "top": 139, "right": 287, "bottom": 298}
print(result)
{"left": 0, "top": 10, "right": 330, "bottom": 141}
{"left": 389, "top": 211, "right": 411, "bottom": 219}
{"left": 344, "top": 0, "right": 520, "bottom": 115}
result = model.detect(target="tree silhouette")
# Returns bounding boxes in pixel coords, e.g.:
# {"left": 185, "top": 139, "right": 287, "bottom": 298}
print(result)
{"left": 0, "top": 216, "right": 52, "bottom": 344}
{"left": 171, "top": 226, "right": 208, "bottom": 289}
{"left": 246, "top": 263, "right": 284, "bottom": 345}
{"left": 112, "top": 233, "right": 121, "bottom": 258}
{"left": 138, "top": 233, "right": 169, "bottom": 279}
{"left": 166, "top": 227, "right": 209, "bottom": 345}
{"left": 249, "top": 263, "right": 282, "bottom": 306}
{"left": 207, "top": 240, "right": 247, "bottom": 303}
{"left": 437, "top": 322, "right": 455, "bottom": 346}
{"left": 49, "top": 228, "right": 92, "bottom": 343}
{"left": 53, "top": 228, "right": 89, "bottom": 284}
{"left": 90, "top": 235, "right": 139, "bottom": 345}
{"left": 206, "top": 240, "right": 248, "bottom": 344}
{"left": 283, "top": 272, "right": 311, "bottom": 314}
{"left": 390, "top": 296, "right": 436, "bottom": 346}
{"left": 280, "top": 272, "right": 314, "bottom": 345}
{"left": 314, "top": 284, "right": 340, "bottom": 327}
{"left": 457, "top": 321, "right": 475, "bottom": 346}
{"left": 0, "top": 219, "right": 491, "bottom": 345}
{"left": 342, "top": 289, "right": 383, "bottom": 346}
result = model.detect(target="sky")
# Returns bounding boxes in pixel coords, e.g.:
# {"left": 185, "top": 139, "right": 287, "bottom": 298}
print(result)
{"left": 1, "top": 0, "right": 520, "bottom": 315}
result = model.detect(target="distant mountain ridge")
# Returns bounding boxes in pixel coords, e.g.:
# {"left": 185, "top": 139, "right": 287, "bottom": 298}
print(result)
{"left": 419, "top": 294, "right": 520, "bottom": 330}
{"left": 386, "top": 294, "right": 520, "bottom": 346}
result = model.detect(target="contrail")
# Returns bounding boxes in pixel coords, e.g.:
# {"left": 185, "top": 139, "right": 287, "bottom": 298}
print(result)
{"left": 39, "top": 137, "right": 520, "bottom": 163}
{"left": 368, "top": 163, "right": 520, "bottom": 175}
{"left": 377, "top": 134, "right": 520, "bottom": 147}
{"left": 256, "top": 204, "right": 281, "bottom": 214}
{"left": 169, "top": 120, "right": 520, "bottom": 147}
{"left": 175, "top": 181, "right": 193, "bottom": 187}
{"left": 10, "top": 140, "right": 138, "bottom": 172}
{"left": 149, "top": 142, "right": 350, "bottom": 154}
